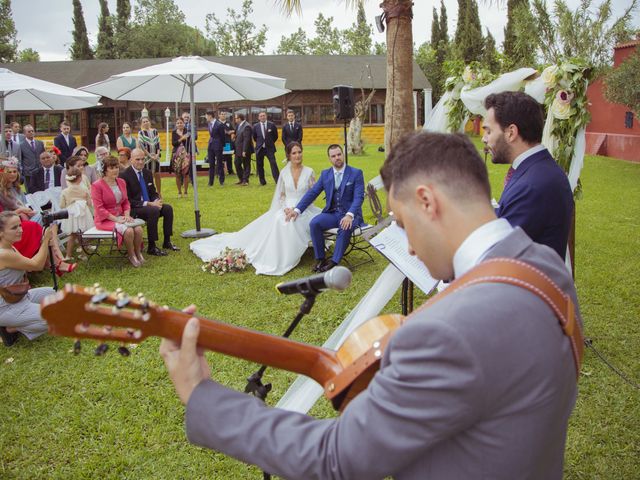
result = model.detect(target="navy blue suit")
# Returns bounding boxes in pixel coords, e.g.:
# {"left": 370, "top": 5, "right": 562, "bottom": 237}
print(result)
{"left": 496, "top": 148, "right": 573, "bottom": 260}
{"left": 208, "top": 120, "right": 226, "bottom": 185}
{"left": 252, "top": 121, "right": 279, "bottom": 184}
{"left": 53, "top": 133, "right": 77, "bottom": 167}
{"left": 296, "top": 165, "right": 365, "bottom": 263}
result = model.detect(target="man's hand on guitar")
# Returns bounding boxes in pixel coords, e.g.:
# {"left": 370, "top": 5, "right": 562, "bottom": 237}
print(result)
{"left": 159, "top": 305, "right": 211, "bottom": 405}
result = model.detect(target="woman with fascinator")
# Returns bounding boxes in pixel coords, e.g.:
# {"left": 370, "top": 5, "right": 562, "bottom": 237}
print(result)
{"left": 0, "top": 157, "right": 76, "bottom": 275}
{"left": 190, "top": 142, "right": 320, "bottom": 275}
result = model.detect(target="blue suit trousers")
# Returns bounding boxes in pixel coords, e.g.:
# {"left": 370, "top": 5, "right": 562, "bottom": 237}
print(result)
{"left": 309, "top": 212, "right": 353, "bottom": 263}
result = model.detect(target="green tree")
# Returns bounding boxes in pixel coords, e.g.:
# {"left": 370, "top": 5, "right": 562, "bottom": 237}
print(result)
{"left": 439, "top": 0, "right": 449, "bottom": 44}
{"left": 205, "top": 0, "right": 267, "bottom": 56}
{"left": 0, "top": 0, "right": 18, "bottom": 62}
{"left": 605, "top": 47, "right": 640, "bottom": 117}
{"left": 17, "top": 48, "right": 40, "bottom": 62}
{"left": 70, "top": 0, "right": 94, "bottom": 60}
{"left": 124, "top": 0, "right": 215, "bottom": 58}
{"left": 96, "top": 0, "right": 116, "bottom": 59}
{"left": 503, "top": 0, "right": 536, "bottom": 68}
{"left": 455, "top": 0, "right": 484, "bottom": 63}
{"left": 525, "top": 0, "right": 638, "bottom": 70}
{"left": 482, "top": 31, "right": 501, "bottom": 73}
{"left": 276, "top": 28, "right": 310, "bottom": 54}
{"left": 431, "top": 7, "right": 441, "bottom": 48}
{"left": 344, "top": 2, "right": 373, "bottom": 54}
{"left": 114, "top": 0, "right": 131, "bottom": 59}
{"left": 373, "top": 41, "right": 387, "bottom": 55}
{"left": 308, "top": 13, "right": 345, "bottom": 54}
{"left": 503, "top": 0, "right": 527, "bottom": 62}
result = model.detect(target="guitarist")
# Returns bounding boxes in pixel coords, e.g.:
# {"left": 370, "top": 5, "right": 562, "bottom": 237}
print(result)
{"left": 161, "top": 132, "right": 582, "bottom": 480}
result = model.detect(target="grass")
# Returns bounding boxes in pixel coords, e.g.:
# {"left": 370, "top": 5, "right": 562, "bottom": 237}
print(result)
{"left": 1, "top": 141, "right": 639, "bottom": 479}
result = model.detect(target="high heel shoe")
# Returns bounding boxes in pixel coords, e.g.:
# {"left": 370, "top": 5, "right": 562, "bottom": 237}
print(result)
{"left": 128, "top": 255, "right": 141, "bottom": 268}
{"left": 56, "top": 261, "right": 78, "bottom": 277}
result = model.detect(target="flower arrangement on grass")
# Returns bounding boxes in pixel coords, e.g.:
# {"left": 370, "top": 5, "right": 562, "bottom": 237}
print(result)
{"left": 202, "top": 247, "right": 248, "bottom": 275}
{"left": 541, "top": 59, "right": 592, "bottom": 195}
{"left": 445, "top": 61, "right": 496, "bottom": 133}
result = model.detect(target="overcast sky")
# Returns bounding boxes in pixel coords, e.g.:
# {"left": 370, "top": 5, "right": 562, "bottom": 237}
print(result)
{"left": 11, "top": 0, "right": 639, "bottom": 62}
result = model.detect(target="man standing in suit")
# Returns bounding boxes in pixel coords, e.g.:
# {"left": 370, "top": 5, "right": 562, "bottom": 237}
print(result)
{"left": 206, "top": 110, "right": 226, "bottom": 187}
{"left": 282, "top": 109, "right": 303, "bottom": 147}
{"left": 252, "top": 110, "right": 279, "bottom": 185}
{"left": 182, "top": 111, "right": 198, "bottom": 158}
{"left": 288, "top": 144, "right": 365, "bottom": 272}
{"left": 221, "top": 111, "right": 235, "bottom": 175}
{"left": 483, "top": 91, "right": 573, "bottom": 260}
{"left": 19, "top": 124, "right": 45, "bottom": 192}
{"left": 120, "top": 148, "right": 179, "bottom": 256}
{"left": 11, "top": 122, "right": 24, "bottom": 145}
{"left": 3, "top": 126, "right": 21, "bottom": 161}
{"left": 233, "top": 113, "right": 253, "bottom": 186}
{"left": 160, "top": 132, "right": 581, "bottom": 480}
{"left": 53, "top": 120, "right": 77, "bottom": 167}
{"left": 28, "top": 151, "right": 63, "bottom": 193}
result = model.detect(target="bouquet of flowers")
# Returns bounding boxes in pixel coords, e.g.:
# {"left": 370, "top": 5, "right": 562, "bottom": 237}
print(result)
{"left": 202, "top": 247, "right": 248, "bottom": 275}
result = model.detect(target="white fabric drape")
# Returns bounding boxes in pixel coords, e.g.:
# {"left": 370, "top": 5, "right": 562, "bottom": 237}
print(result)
{"left": 461, "top": 68, "right": 539, "bottom": 116}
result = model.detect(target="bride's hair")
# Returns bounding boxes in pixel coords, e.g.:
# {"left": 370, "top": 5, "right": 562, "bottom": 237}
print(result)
{"left": 285, "top": 141, "right": 302, "bottom": 160}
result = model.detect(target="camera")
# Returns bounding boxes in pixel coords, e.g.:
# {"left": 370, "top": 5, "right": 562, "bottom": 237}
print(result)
{"left": 42, "top": 210, "right": 69, "bottom": 226}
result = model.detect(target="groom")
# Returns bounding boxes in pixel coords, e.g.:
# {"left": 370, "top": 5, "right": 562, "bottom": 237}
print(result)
{"left": 287, "top": 144, "right": 365, "bottom": 272}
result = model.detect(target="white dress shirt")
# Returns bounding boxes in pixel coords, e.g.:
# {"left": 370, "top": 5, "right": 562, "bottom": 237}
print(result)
{"left": 452, "top": 218, "right": 514, "bottom": 278}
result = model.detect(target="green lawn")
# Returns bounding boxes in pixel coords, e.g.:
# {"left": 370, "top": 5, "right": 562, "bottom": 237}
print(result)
{"left": 0, "top": 141, "right": 638, "bottom": 479}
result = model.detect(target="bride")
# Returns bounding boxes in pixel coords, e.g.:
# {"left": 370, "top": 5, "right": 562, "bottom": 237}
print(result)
{"left": 190, "top": 142, "right": 320, "bottom": 276}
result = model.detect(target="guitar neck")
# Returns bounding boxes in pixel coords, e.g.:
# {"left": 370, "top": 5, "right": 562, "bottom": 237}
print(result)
{"left": 159, "top": 310, "right": 343, "bottom": 388}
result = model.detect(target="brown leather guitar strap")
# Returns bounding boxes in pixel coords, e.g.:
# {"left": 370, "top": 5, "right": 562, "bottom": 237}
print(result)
{"left": 414, "top": 257, "right": 584, "bottom": 377}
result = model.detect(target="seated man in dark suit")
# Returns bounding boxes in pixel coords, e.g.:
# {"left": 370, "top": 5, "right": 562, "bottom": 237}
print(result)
{"left": 28, "top": 151, "right": 63, "bottom": 193}
{"left": 53, "top": 120, "right": 77, "bottom": 167}
{"left": 483, "top": 91, "right": 573, "bottom": 260}
{"left": 288, "top": 144, "right": 365, "bottom": 272}
{"left": 120, "top": 148, "right": 179, "bottom": 256}
{"left": 160, "top": 132, "right": 582, "bottom": 480}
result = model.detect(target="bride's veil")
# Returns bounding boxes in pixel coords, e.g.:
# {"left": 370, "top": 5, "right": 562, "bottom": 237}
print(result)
{"left": 268, "top": 161, "right": 291, "bottom": 212}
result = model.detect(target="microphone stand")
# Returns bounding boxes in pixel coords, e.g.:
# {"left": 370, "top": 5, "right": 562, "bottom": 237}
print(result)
{"left": 244, "top": 293, "right": 317, "bottom": 480}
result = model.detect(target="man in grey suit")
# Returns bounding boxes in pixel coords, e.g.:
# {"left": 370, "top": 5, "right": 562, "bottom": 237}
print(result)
{"left": 160, "top": 132, "right": 581, "bottom": 480}
{"left": 19, "top": 124, "right": 45, "bottom": 192}
{"left": 11, "top": 122, "right": 25, "bottom": 145}
{"left": 3, "top": 126, "right": 22, "bottom": 161}
{"left": 233, "top": 112, "right": 253, "bottom": 186}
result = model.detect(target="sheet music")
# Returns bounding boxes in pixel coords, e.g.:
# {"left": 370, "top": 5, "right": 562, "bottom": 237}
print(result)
{"left": 369, "top": 221, "right": 439, "bottom": 295}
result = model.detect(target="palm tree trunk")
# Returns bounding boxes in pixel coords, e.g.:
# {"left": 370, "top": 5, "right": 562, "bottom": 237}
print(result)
{"left": 382, "top": 0, "right": 414, "bottom": 154}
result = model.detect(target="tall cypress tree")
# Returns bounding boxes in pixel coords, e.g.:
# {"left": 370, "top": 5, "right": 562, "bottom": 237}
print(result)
{"left": 0, "top": 0, "right": 18, "bottom": 62}
{"left": 503, "top": 0, "right": 527, "bottom": 60}
{"left": 483, "top": 31, "right": 501, "bottom": 73}
{"left": 70, "top": 0, "right": 94, "bottom": 60}
{"left": 96, "top": 0, "right": 115, "bottom": 59}
{"left": 456, "top": 0, "right": 484, "bottom": 63}
{"left": 439, "top": 0, "right": 449, "bottom": 45}
{"left": 454, "top": 0, "right": 466, "bottom": 47}
{"left": 431, "top": 7, "right": 440, "bottom": 47}
{"left": 115, "top": 0, "right": 131, "bottom": 58}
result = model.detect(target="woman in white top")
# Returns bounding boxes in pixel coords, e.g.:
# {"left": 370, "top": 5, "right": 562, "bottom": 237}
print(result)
{"left": 190, "top": 142, "right": 320, "bottom": 276}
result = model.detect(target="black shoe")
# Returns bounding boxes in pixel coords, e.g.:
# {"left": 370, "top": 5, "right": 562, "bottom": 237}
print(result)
{"left": 319, "top": 260, "right": 337, "bottom": 273}
{"left": 259, "top": 182, "right": 267, "bottom": 186}
{"left": 162, "top": 242, "right": 180, "bottom": 252}
{"left": 0, "top": 327, "right": 20, "bottom": 347}
{"left": 94, "top": 343, "right": 109, "bottom": 356}
{"left": 147, "top": 246, "right": 168, "bottom": 256}
{"left": 312, "top": 259, "right": 326, "bottom": 272}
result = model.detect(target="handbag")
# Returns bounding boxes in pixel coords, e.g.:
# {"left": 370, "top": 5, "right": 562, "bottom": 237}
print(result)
{"left": 0, "top": 279, "right": 31, "bottom": 304}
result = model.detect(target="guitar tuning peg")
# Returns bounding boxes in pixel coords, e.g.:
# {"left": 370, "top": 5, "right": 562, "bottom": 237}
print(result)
{"left": 116, "top": 296, "right": 131, "bottom": 309}
{"left": 93, "top": 282, "right": 101, "bottom": 289}
{"left": 91, "top": 292, "right": 109, "bottom": 304}
{"left": 137, "top": 292, "right": 144, "bottom": 299}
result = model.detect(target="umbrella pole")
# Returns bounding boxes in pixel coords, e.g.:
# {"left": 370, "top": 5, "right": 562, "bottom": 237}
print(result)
{"left": 181, "top": 76, "right": 215, "bottom": 238}
{"left": 0, "top": 95, "right": 5, "bottom": 155}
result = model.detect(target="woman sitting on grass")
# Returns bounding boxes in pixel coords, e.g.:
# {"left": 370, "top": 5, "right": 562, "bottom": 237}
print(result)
{"left": 0, "top": 211, "right": 55, "bottom": 347}
{"left": 91, "top": 156, "right": 145, "bottom": 268}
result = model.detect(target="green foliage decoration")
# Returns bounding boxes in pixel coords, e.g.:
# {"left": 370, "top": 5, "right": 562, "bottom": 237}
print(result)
{"left": 444, "top": 61, "right": 496, "bottom": 133}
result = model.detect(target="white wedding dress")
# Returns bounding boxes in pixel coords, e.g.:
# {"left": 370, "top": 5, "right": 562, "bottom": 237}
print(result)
{"left": 190, "top": 164, "right": 321, "bottom": 276}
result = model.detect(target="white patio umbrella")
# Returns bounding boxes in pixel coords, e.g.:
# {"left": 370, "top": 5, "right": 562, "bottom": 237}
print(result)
{"left": 81, "top": 56, "right": 291, "bottom": 238}
{"left": 0, "top": 68, "right": 100, "bottom": 154}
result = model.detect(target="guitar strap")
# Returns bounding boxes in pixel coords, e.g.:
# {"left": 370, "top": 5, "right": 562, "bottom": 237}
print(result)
{"left": 326, "top": 258, "right": 583, "bottom": 402}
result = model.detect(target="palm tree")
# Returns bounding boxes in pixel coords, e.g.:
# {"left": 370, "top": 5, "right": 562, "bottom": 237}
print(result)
{"left": 277, "top": 0, "right": 415, "bottom": 153}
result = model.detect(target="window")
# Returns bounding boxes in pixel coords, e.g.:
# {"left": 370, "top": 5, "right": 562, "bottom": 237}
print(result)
{"left": 69, "top": 112, "right": 80, "bottom": 132}
{"left": 34, "top": 113, "right": 62, "bottom": 134}
{"left": 370, "top": 104, "right": 384, "bottom": 124}
{"left": 287, "top": 106, "right": 302, "bottom": 122}
{"left": 302, "top": 105, "right": 318, "bottom": 125}
{"left": 266, "top": 106, "right": 283, "bottom": 124}
{"left": 319, "top": 105, "right": 335, "bottom": 125}
{"left": 7, "top": 114, "right": 31, "bottom": 130}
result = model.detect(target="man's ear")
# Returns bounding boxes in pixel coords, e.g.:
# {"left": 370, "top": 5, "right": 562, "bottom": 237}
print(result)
{"left": 415, "top": 184, "right": 438, "bottom": 219}
{"left": 505, "top": 123, "right": 519, "bottom": 142}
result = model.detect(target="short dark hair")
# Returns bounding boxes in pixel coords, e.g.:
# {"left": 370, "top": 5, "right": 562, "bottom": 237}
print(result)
{"left": 206, "top": 110, "right": 215, "bottom": 116}
{"left": 381, "top": 132, "right": 491, "bottom": 202}
{"left": 60, "top": 120, "right": 70, "bottom": 128}
{"left": 235, "top": 113, "right": 245, "bottom": 121}
{"left": 66, "top": 156, "right": 83, "bottom": 168}
{"left": 327, "top": 144, "right": 343, "bottom": 156}
{"left": 484, "top": 91, "right": 544, "bottom": 144}
{"left": 101, "top": 155, "right": 119, "bottom": 175}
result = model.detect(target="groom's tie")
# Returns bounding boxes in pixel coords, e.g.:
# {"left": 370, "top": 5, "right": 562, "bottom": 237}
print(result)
{"left": 334, "top": 171, "right": 343, "bottom": 189}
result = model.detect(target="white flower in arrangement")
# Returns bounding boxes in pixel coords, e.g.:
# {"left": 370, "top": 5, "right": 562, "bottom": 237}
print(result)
{"left": 551, "top": 97, "right": 572, "bottom": 120}
{"left": 542, "top": 65, "right": 559, "bottom": 87}
{"left": 462, "top": 66, "right": 475, "bottom": 84}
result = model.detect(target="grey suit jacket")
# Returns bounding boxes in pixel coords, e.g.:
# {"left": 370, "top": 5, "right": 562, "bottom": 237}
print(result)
{"left": 185, "top": 228, "right": 581, "bottom": 480}
{"left": 19, "top": 138, "right": 45, "bottom": 176}
{"left": 3, "top": 141, "right": 22, "bottom": 162}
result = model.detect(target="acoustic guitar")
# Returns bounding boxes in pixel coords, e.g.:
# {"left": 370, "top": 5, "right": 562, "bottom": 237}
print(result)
{"left": 41, "top": 284, "right": 404, "bottom": 412}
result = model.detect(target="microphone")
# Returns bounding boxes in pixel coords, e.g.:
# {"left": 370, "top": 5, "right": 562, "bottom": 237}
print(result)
{"left": 276, "top": 266, "right": 352, "bottom": 296}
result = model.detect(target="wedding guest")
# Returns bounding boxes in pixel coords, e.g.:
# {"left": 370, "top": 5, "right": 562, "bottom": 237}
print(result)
{"left": 10, "top": 122, "right": 24, "bottom": 145}
{"left": 118, "top": 147, "right": 132, "bottom": 173}
{"left": 0, "top": 212, "right": 55, "bottom": 347}
{"left": 53, "top": 120, "right": 77, "bottom": 166}
{"left": 137, "top": 116, "right": 162, "bottom": 195}
{"left": 282, "top": 109, "right": 303, "bottom": 147}
{"left": 63, "top": 146, "right": 97, "bottom": 186}
{"left": 171, "top": 117, "right": 192, "bottom": 198}
{"left": 91, "top": 156, "right": 145, "bottom": 268}
{"left": 252, "top": 110, "right": 279, "bottom": 185}
{"left": 18, "top": 124, "right": 45, "bottom": 192}
{"left": 27, "top": 151, "right": 62, "bottom": 194}
{"left": 49, "top": 146, "right": 62, "bottom": 166}
{"left": 94, "top": 146, "right": 110, "bottom": 178}
{"left": 61, "top": 155, "right": 92, "bottom": 190}
{"left": 222, "top": 111, "right": 235, "bottom": 175}
{"left": 3, "top": 126, "right": 21, "bottom": 163}
{"left": 116, "top": 122, "right": 137, "bottom": 151}
{"left": 60, "top": 166, "right": 95, "bottom": 260}
{"left": 233, "top": 113, "right": 253, "bottom": 186}
{"left": 95, "top": 122, "right": 111, "bottom": 151}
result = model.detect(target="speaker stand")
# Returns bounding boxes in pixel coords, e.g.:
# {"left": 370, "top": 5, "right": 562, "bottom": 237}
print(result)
{"left": 343, "top": 119, "right": 349, "bottom": 165}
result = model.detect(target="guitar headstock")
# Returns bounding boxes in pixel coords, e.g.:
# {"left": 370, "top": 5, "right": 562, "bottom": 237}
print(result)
{"left": 41, "top": 283, "right": 169, "bottom": 344}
